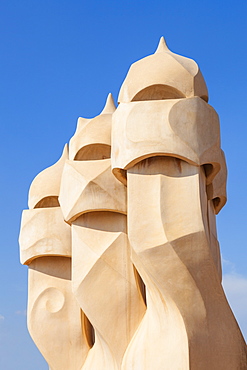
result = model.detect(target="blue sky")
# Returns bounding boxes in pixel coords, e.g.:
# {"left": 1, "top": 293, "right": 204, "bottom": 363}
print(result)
{"left": 1, "top": 1, "right": 247, "bottom": 368}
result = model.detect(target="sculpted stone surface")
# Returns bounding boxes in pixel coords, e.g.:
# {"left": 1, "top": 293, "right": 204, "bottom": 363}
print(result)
{"left": 19, "top": 37, "right": 247, "bottom": 369}
{"left": 118, "top": 37, "right": 208, "bottom": 103}
{"left": 112, "top": 97, "right": 222, "bottom": 186}
{"left": 27, "top": 257, "right": 88, "bottom": 370}
{"left": 19, "top": 207, "right": 71, "bottom": 264}
{"left": 28, "top": 144, "right": 68, "bottom": 209}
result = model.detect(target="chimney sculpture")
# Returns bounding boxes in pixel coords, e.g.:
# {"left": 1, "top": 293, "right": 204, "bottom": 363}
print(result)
{"left": 19, "top": 38, "right": 247, "bottom": 369}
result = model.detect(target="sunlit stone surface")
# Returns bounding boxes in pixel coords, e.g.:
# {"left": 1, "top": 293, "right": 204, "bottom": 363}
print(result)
{"left": 19, "top": 38, "right": 247, "bottom": 370}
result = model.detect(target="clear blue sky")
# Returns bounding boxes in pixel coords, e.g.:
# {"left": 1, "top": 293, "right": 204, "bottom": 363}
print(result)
{"left": 1, "top": 1, "right": 247, "bottom": 369}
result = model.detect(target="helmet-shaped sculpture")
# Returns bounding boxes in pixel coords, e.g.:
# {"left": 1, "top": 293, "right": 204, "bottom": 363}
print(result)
{"left": 118, "top": 37, "right": 208, "bottom": 103}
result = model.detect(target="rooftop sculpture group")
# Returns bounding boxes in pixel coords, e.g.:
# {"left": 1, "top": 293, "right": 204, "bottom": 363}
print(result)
{"left": 19, "top": 38, "right": 247, "bottom": 369}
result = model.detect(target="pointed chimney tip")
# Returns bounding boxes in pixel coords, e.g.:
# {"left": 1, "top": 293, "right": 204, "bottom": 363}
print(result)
{"left": 100, "top": 93, "right": 116, "bottom": 115}
{"left": 155, "top": 36, "right": 169, "bottom": 53}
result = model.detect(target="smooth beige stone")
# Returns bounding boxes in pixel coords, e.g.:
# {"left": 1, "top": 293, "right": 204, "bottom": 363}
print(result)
{"left": 207, "top": 199, "right": 222, "bottom": 279}
{"left": 69, "top": 93, "right": 115, "bottom": 161}
{"left": 59, "top": 158, "right": 127, "bottom": 223}
{"left": 28, "top": 144, "right": 68, "bottom": 209}
{"left": 28, "top": 257, "right": 89, "bottom": 370}
{"left": 71, "top": 212, "right": 145, "bottom": 369}
{"left": 112, "top": 97, "right": 223, "bottom": 193}
{"left": 118, "top": 37, "right": 208, "bottom": 103}
{"left": 125, "top": 157, "right": 247, "bottom": 369}
{"left": 206, "top": 149, "right": 227, "bottom": 214}
{"left": 58, "top": 93, "right": 145, "bottom": 369}
{"left": 19, "top": 207, "right": 71, "bottom": 264}
{"left": 19, "top": 39, "right": 247, "bottom": 370}
{"left": 122, "top": 269, "right": 189, "bottom": 370}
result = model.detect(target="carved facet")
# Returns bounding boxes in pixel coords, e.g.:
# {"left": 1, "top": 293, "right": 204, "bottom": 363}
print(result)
{"left": 59, "top": 159, "right": 127, "bottom": 223}
{"left": 71, "top": 213, "right": 145, "bottom": 369}
{"left": 126, "top": 157, "right": 246, "bottom": 369}
{"left": 112, "top": 98, "right": 222, "bottom": 187}
{"left": 19, "top": 207, "right": 71, "bottom": 265}
{"left": 69, "top": 94, "right": 116, "bottom": 161}
{"left": 28, "top": 145, "right": 68, "bottom": 209}
{"left": 28, "top": 257, "right": 89, "bottom": 370}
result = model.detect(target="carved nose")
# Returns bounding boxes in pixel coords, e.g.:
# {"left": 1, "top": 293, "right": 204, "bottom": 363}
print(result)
{"left": 59, "top": 159, "right": 127, "bottom": 223}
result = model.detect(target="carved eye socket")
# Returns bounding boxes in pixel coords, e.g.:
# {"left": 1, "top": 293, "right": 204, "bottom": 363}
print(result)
{"left": 132, "top": 84, "right": 185, "bottom": 101}
{"left": 74, "top": 144, "right": 111, "bottom": 161}
{"left": 34, "top": 196, "right": 60, "bottom": 208}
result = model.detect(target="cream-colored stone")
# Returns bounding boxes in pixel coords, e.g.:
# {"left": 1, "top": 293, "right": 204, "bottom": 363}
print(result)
{"left": 71, "top": 212, "right": 145, "bottom": 369}
{"left": 28, "top": 144, "right": 68, "bottom": 209}
{"left": 125, "top": 157, "right": 246, "bottom": 369}
{"left": 69, "top": 93, "right": 115, "bottom": 161}
{"left": 60, "top": 94, "right": 145, "bottom": 367}
{"left": 112, "top": 97, "right": 223, "bottom": 190}
{"left": 59, "top": 158, "right": 126, "bottom": 223}
{"left": 118, "top": 37, "right": 208, "bottom": 103}
{"left": 19, "top": 39, "right": 247, "bottom": 370}
{"left": 19, "top": 207, "right": 71, "bottom": 265}
{"left": 206, "top": 149, "right": 227, "bottom": 214}
{"left": 28, "top": 257, "right": 89, "bottom": 370}
{"left": 19, "top": 136, "right": 88, "bottom": 369}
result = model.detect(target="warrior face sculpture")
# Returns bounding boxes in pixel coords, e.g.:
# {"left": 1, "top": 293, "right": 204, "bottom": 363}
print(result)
{"left": 19, "top": 38, "right": 247, "bottom": 370}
